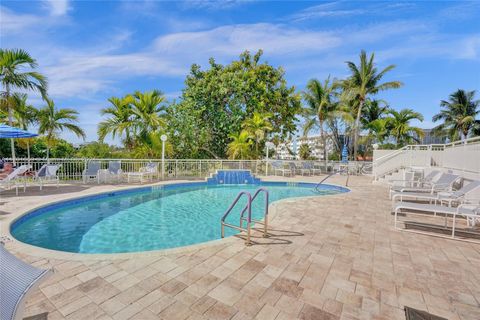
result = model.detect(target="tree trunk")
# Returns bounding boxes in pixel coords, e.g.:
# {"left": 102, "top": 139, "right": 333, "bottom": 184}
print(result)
{"left": 27, "top": 140, "right": 31, "bottom": 164}
{"left": 353, "top": 99, "right": 364, "bottom": 161}
{"left": 5, "top": 84, "right": 16, "bottom": 165}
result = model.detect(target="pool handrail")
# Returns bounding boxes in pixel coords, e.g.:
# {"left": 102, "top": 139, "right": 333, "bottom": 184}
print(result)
{"left": 240, "top": 188, "right": 269, "bottom": 237}
{"left": 221, "top": 191, "right": 252, "bottom": 245}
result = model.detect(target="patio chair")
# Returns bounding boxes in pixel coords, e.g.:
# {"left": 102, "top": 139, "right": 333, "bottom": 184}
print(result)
{"left": 35, "top": 164, "right": 61, "bottom": 190}
{"left": 127, "top": 162, "right": 158, "bottom": 183}
{"left": 389, "top": 170, "right": 442, "bottom": 198}
{"left": 307, "top": 162, "right": 322, "bottom": 175}
{"left": 296, "top": 162, "right": 311, "bottom": 176}
{"left": 0, "top": 165, "right": 31, "bottom": 195}
{"left": 390, "top": 173, "right": 460, "bottom": 199}
{"left": 393, "top": 200, "right": 480, "bottom": 235}
{"left": 392, "top": 179, "right": 480, "bottom": 207}
{"left": 271, "top": 161, "right": 293, "bottom": 176}
{"left": 0, "top": 245, "right": 53, "bottom": 320}
{"left": 106, "top": 161, "right": 123, "bottom": 183}
{"left": 82, "top": 161, "right": 101, "bottom": 184}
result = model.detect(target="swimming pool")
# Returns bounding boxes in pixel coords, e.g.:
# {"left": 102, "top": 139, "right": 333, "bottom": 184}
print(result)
{"left": 11, "top": 182, "right": 348, "bottom": 254}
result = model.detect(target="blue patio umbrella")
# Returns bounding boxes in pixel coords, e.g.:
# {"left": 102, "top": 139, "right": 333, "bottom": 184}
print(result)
{"left": 341, "top": 144, "right": 348, "bottom": 163}
{"left": 0, "top": 124, "right": 38, "bottom": 164}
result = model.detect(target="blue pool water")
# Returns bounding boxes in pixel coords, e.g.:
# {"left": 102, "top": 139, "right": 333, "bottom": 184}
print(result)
{"left": 11, "top": 182, "right": 348, "bottom": 254}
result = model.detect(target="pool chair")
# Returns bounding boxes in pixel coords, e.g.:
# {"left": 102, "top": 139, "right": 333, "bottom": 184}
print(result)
{"left": 0, "top": 245, "right": 53, "bottom": 320}
{"left": 307, "top": 162, "right": 323, "bottom": 175}
{"left": 127, "top": 162, "right": 158, "bottom": 183}
{"left": 389, "top": 170, "right": 442, "bottom": 198}
{"left": 392, "top": 179, "right": 480, "bottom": 207}
{"left": 82, "top": 161, "right": 101, "bottom": 184}
{"left": 34, "top": 164, "right": 61, "bottom": 190}
{"left": 390, "top": 172, "right": 460, "bottom": 199}
{"left": 106, "top": 160, "right": 123, "bottom": 183}
{"left": 271, "top": 161, "right": 293, "bottom": 176}
{"left": 296, "top": 162, "right": 311, "bottom": 176}
{"left": 0, "top": 165, "right": 31, "bottom": 195}
{"left": 393, "top": 200, "right": 480, "bottom": 236}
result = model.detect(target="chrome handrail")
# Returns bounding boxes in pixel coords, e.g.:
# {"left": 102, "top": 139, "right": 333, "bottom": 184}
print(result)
{"left": 221, "top": 191, "right": 252, "bottom": 245}
{"left": 240, "top": 188, "right": 269, "bottom": 237}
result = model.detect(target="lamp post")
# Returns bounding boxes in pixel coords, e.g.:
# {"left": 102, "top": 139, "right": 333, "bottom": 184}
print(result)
{"left": 160, "top": 134, "right": 167, "bottom": 180}
{"left": 265, "top": 142, "right": 274, "bottom": 176}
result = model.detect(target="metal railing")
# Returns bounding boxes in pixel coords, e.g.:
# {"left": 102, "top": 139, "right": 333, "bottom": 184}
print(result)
{"left": 221, "top": 191, "right": 252, "bottom": 245}
{"left": 2, "top": 158, "right": 372, "bottom": 182}
{"left": 240, "top": 188, "right": 269, "bottom": 238}
{"left": 373, "top": 136, "right": 480, "bottom": 180}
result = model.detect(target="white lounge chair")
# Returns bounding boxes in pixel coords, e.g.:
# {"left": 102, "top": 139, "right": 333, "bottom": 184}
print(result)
{"left": 106, "top": 161, "right": 123, "bottom": 183}
{"left": 390, "top": 173, "right": 460, "bottom": 199}
{"left": 127, "top": 162, "right": 158, "bottom": 183}
{"left": 0, "top": 245, "right": 53, "bottom": 320}
{"left": 0, "top": 165, "right": 31, "bottom": 195}
{"left": 271, "top": 161, "right": 293, "bottom": 176}
{"left": 392, "top": 179, "right": 480, "bottom": 207}
{"left": 296, "top": 162, "right": 311, "bottom": 176}
{"left": 389, "top": 170, "right": 441, "bottom": 192}
{"left": 82, "top": 161, "right": 101, "bottom": 184}
{"left": 393, "top": 200, "right": 480, "bottom": 238}
{"left": 35, "top": 164, "right": 61, "bottom": 190}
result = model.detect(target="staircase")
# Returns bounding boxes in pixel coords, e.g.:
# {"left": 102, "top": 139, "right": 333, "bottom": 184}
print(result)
{"left": 207, "top": 170, "right": 261, "bottom": 185}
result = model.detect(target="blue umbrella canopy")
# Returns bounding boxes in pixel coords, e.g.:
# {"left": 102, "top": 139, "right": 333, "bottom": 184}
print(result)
{"left": 341, "top": 144, "right": 348, "bottom": 163}
{"left": 0, "top": 124, "right": 38, "bottom": 138}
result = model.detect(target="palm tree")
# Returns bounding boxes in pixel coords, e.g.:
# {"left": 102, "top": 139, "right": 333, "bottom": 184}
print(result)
{"left": 8, "top": 93, "right": 38, "bottom": 159}
{"left": 361, "top": 99, "right": 389, "bottom": 127}
{"left": 98, "top": 96, "right": 134, "bottom": 148}
{"left": 302, "top": 76, "right": 337, "bottom": 161}
{"left": 386, "top": 109, "right": 424, "bottom": 146}
{"left": 432, "top": 89, "right": 480, "bottom": 141}
{"left": 0, "top": 49, "right": 47, "bottom": 160}
{"left": 242, "top": 112, "right": 273, "bottom": 157}
{"left": 298, "top": 144, "right": 312, "bottom": 160}
{"left": 227, "top": 130, "right": 253, "bottom": 160}
{"left": 131, "top": 90, "right": 166, "bottom": 138}
{"left": 37, "top": 99, "right": 85, "bottom": 159}
{"left": 342, "top": 50, "right": 402, "bottom": 159}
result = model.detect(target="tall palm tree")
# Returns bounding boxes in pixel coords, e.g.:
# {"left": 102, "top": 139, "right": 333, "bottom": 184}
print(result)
{"left": 302, "top": 76, "right": 337, "bottom": 161}
{"left": 342, "top": 50, "right": 402, "bottom": 159}
{"left": 8, "top": 93, "right": 38, "bottom": 159}
{"left": 0, "top": 49, "right": 47, "bottom": 160}
{"left": 242, "top": 112, "right": 273, "bottom": 157}
{"left": 227, "top": 130, "right": 253, "bottom": 160}
{"left": 37, "top": 99, "right": 85, "bottom": 159}
{"left": 361, "top": 99, "right": 389, "bottom": 127}
{"left": 386, "top": 109, "right": 424, "bottom": 146}
{"left": 432, "top": 89, "right": 480, "bottom": 141}
{"left": 98, "top": 96, "right": 134, "bottom": 148}
{"left": 131, "top": 90, "right": 166, "bottom": 138}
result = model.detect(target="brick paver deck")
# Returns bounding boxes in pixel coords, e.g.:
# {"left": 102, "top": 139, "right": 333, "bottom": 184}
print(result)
{"left": 1, "top": 176, "right": 479, "bottom": 320}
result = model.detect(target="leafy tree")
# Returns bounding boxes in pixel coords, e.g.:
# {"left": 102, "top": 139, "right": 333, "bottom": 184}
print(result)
{"left": 98, "top": 96, "right": 134, "bottom": 148}
{"left": 76, "top": 142, "right": 116, "bottom": 158}
{"left": 227, "top": 131, "right": 254, "bottom": 160}
{"left": 298, "top": 144, "right": 312, "bottom": 160}
{"left": 37, "top": 99, "right": 85, "bottom": 159}
{"left": 175, "top": 50, "right": 301, "bottom": 158}
{"left": 130, "top": 90, "right": 167, "bottom": 138}
{"left": 242, "top": 112, "right": 273, "bottom": 157}
{"left": 361, "top": 99, "right": 389, "bottom": 127}
{"left": 132, "top": 131, "right": 173, "bottom": 159}
{"left": 0, "top": 49, "right": 47, "bottom": 159}
{"left": 432, "top": 89, "right": 480, "bottom": 141}
{"left": 385, "top": 109, "right": 424, "bottom": 146}
{"left": 302, "top": 76, "right": 337, "bottom": 160}
{"left": 341, "top": 50, "right": 402, "bottom": 159}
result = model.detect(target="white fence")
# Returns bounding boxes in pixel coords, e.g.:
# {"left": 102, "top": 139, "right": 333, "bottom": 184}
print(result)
{"left": 373, "top": 136, "right": 480, "bottom": 180}
{"left": 4, "top": 158, "right": 373, "bottom": 182}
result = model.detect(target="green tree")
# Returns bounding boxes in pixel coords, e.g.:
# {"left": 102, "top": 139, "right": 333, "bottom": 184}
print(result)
{"left": 98, "top": 96, "right": 134, "bottom": 148}
{"left": 6, "top": 93, "right": 38, "bottom": 159}
{"left": 432, "top": 89, "right": 480, "bottom": 141}
{"left": 298, "top": 144, "right": 312, "bottom": 160}
{"left": 37, "top": 99, "right": 85, "bottom": 159}
{"left": 341, "top": 50, "right": 402, "bottom": 159}
{"left": 227, "top": 131, "right": 254, "bottom": 160}
{"left": 242, "top": 112, "right": 273, "bottom": 157}
{"left": 385, "top": 109, "right": 424, "bottom": 146}
{"left": 130, "top": 90, "right": 167, "bottom": 138}
{"left": 302, "top": 76, "right": 337, "bottom": 160}
{"left": 0, "top": 49, "right": 47, "bottom": 160}
{"left": 175, "top": 50, "right": 301, "bottom": 158}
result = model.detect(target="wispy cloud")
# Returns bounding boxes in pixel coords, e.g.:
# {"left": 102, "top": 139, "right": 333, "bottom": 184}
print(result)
{"left": 181, "top": 0, "right": 253, "bottom": 10}
{"left": 0, "top": 6, "right": 41, "bottom": 33}
{"left": 43, "top": 0, "right": 70, "bottom": 16}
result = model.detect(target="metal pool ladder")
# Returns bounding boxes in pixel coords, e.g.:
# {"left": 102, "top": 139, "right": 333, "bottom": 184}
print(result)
{"left": 221, "top": 188, "right": 269, "bottom": 246}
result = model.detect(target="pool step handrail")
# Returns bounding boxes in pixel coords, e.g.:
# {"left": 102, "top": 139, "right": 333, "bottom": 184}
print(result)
{"left": 314, "top": 165, "right": 350, "bottom": 190}
{"left": 314, "top": 173, "right": 337, "bottom": 190}
{"left": 239, "top": 188, "right": 269, "bottom": 238}
{"left": 221, "top": 191, "right": 253, "bottom": 245}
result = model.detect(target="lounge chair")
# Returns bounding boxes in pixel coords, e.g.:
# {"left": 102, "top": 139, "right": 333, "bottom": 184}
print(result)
{"left": 82, "top": 161, "right": 101, "bottom": 184}
{"left": 390, "top": 173, "right": 460, "bottom": 199}
{"left": 0, "top": 165, "right": 31, "bottom": 195}
{"left": 271, "top": 161, "right": 293, "bottom": 176}
{"left": 127, "top": 162, "right": 158, "bottom": 183}
{"left": 35, "top": 164, "right": 61, "bottom": 190}
{"left": 389, "top": 170, "right": 442, "bottom": 198}
{"left": 307, "top": 162, "right": 322, "bottom": 175}
{"left": 392, "top": 179, "right": 480, "bottom": 207}
{"left": 106, "top": 161, "right": 123, "bottom": 183}
{"left": 393, "top": 200, "right": 480, "bottom": 236}
{"left": 0, "top": 245, "right": 53, "bottom": 320}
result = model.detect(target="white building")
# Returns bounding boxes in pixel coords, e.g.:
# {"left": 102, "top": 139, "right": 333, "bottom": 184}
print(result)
{"left": 274, "top": 135, "right": 333, "bottom": 160}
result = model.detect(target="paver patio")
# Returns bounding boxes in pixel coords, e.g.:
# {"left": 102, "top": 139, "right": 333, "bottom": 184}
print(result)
{"left": 1, "top": 175, "right": 479, "bottom": 320}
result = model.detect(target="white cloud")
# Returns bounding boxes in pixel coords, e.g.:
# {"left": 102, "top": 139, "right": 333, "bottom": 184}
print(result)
{"left": 0, "top": 6, "right": 41, "bottom": 33}
{"left": 44, "top": 0, "right": 70, "bottom": 16}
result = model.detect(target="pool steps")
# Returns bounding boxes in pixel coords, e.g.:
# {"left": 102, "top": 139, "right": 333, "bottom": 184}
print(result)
{"left": 206, "top": 170, "right": 261, "bottom": 185}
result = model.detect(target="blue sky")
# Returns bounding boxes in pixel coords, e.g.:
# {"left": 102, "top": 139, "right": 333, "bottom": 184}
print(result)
{"left": 1, "top": 0, "right": 479, "bottom": 144}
